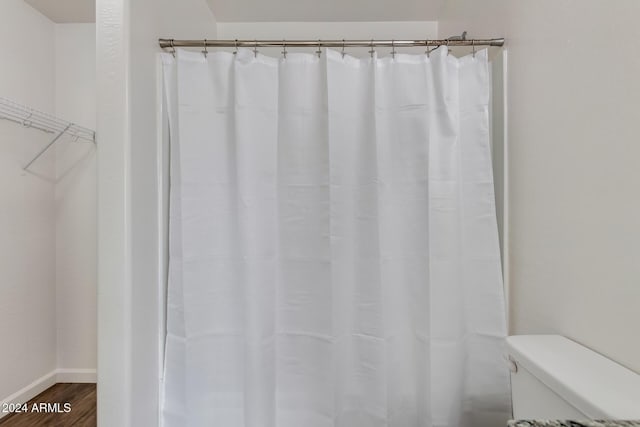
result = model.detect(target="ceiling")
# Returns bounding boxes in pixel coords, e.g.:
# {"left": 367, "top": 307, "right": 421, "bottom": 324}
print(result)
{"left": 208, "top": 0, "right": 447, "bottom": 22}
{"left": 24, "top": 0, "right": 95, "bottom": 23}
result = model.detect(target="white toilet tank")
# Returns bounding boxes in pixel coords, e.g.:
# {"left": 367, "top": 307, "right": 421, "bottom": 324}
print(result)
{"left": 506, "top": 335, "right": 640, "bottom": 420}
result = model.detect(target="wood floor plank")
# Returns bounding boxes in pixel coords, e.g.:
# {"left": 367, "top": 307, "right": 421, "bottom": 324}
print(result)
{"left": 0, "top": 383, "right": 96, "bottom": 427}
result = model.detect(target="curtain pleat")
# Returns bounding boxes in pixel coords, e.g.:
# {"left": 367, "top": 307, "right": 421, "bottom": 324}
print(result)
{"left": 161, "top": 46, "right": 510, "bottom": 427}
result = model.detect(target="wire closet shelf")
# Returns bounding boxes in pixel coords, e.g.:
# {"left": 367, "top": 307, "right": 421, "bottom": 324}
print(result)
{"left": 0, "top": 96, "right": 96, "bottom": 170}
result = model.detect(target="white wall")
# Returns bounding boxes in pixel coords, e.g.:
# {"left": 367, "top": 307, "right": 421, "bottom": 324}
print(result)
{"left": 0, "top": 2, "right": 97, "bottom": 411}
{"left": 97, "top": 0, "right": 217, "bottom": 425}
{"left": 440, "top": 0, "right": 640, "bottom": 373}
{"left": 0, "top": 0, "right": 57, "bottom": 406}
{"left": 55, "top": 23, "right": 97, "bottom": 375}
{"left": 217, "top": 21, "right": 438, "bottom": 56}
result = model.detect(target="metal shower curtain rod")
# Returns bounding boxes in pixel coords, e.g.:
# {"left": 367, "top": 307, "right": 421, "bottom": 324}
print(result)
{"left": 158, "top": 37, "right": 505, "bottom": 50}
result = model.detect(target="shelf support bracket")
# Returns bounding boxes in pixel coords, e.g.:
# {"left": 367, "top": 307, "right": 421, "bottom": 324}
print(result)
{"left": 23, "top": 123, "right": 72, "bottom": 170}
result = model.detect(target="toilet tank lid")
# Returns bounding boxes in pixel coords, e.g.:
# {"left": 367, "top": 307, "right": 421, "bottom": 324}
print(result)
{"left": 506, "top": 335, "right": 640, "bottom": 420}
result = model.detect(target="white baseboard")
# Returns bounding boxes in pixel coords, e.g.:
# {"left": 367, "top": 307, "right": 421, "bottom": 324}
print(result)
{"left": 56, "top": 368, "right": 97, "bottom": 383}
{"left": 0, "top": 368, "right": 97, "bottom": 420}
{"left": 0, "top": 370, "right": 57, "bottom": 419}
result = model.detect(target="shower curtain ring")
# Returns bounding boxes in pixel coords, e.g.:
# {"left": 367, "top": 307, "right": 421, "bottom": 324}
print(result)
{"left": 282, "top": 40, "right": 287, "bottom": 59}
{"left": 316, "top": 40, "right": 322, "bottom": 58}
{"left": 369, "top": 39, "right": 375, "bottom": 58}
{"left": 446, "top": 39, "right": 451, "bottom": 55}
{"left": 253, "top": 40, "right": 258, "bottom": 58}
{"left": 202, "top": 39, "right": 208, "bottom": 58}
{"left": 391, "top": 39, "right": 396, "bottom": 59}
{"left": 472, "top": 40, "right": 476, "bottom": 58}
{"left": 234, "top": 39, "right": 238, "bottom": 55}
{"left": 170, "top": 39, "right": 176, "bottom": 57}
{"left": 341, "top": 39, "right": 346, "bottom": 58}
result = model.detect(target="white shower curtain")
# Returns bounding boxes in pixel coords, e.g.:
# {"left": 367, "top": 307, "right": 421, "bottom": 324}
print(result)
{"left": 161, "top": 46, "right": 510, "bottom": 427}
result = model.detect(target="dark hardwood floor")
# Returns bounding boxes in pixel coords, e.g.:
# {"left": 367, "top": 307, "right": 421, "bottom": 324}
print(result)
{"left": 0, "top": 383, "right": 96, "bottom": 427}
